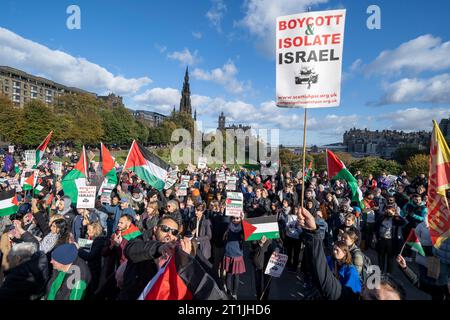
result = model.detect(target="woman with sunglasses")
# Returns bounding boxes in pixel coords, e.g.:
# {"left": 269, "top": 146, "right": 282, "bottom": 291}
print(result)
{"left": 220, "top": 214, "right": 246, "bottom": 300}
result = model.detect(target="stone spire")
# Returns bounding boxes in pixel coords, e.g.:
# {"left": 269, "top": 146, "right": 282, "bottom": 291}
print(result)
{"left": 179, "top": 66, "right": 192, "bottom": 115}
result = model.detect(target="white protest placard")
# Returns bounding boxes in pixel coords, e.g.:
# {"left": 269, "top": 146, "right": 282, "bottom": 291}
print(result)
{"left": 198, "top": 157, "right": 207, "bottom": 169}
{"left": 24, "top": 150, "right": 36, "bottom": 168}
{"left": 217, "top": 172, "right": 226, "bottom": 183}
{"left": 176, "top": 184, "right": 187, "bottom": 197}
{"left": 225, "top": 176, "right": 237, "bottom": 191}
{"left": 7, "top": 178, "right": 22, "bottom": 192}
{"left": 164, "top": 170, "right": 178, "bottom": 190}
{"left": 77, "top": 186, "right": 97, "bottom": 208}
{"left": 181, "top": 175, "right": 191, "bottom": 184}
{"left": 78, "top": 238, "right": 94, "bottom": 251}
{"left": 100, "top": 189, "right": 112, "bottom": 205}
{"left": 225, "top": 192, "right": 244, "bottom": 217}
{"left": 265, "top": 252, "right": 288, "bottom": 278}
{"left": 8, "top": 145, "right": 14, "bottom": 153}
{"left": 52, "top": 161, "right": 63, "bottom": 176}
{"left": 276, "top": 9, "right": 346, "bottom": 108}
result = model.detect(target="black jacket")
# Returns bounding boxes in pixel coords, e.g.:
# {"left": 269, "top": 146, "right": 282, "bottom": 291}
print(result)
{"left": 250, "top": 239, "right": 273, "bottom": 270}
{"left": 303, "top": 229, "right": 359, "bottom": 300}
{"left": 0, "top": 251, "right": 49, "bottom": 300}
{"left": 78, "top": 236, "right": 107, "bottom": 287}
{"left": 118, "top": 237, "right": 163, "bottom": 300}
{"left": 45, "top": 256, "right": 91, "bottom": 300}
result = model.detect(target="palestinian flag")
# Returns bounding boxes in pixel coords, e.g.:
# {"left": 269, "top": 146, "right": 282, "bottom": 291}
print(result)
{"left": 35, "top": 131, "right": 53, "bottom": 168}
{"left": 61, "top": 146, "right": 88, "bottom": 205}
{"left": 22, "top": 171, "right": 37, "bottom": 191}
{"left": 243, "top": 215, "right": 280, "bottom": 241}
{"left": 405, "top": 229, "right": 425, "bottom": 256}
{"left": 0, "top": 189, "right": 19, "bottom": 217}
{"left": 121, "top": 224, "right": 142, "bottom": 241}
{"left": 100, "top": 143, "right": 118, "bottom": 186}
{"left": 326, "top": 149, "right": 364, "bottom": 209}
{"left": 138, "top": 248, "right": 226, "bottom": 300}
{"left": 124, "top": 140, "right": 169, "bottom": 191}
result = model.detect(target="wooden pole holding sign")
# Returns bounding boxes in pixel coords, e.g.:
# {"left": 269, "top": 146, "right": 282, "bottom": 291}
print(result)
{"left": 300, "top": 107, "right": 308, "bottom": 209}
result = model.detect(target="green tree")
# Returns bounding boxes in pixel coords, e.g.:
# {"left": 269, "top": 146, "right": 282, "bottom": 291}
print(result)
{"left": 347, "top": 157, "right": 402, "bottom": 177}
{"left": 19, "top": 100, "right": 56, "bottom": 146}
{"left": 392, "top": 145, "right": 427, "bottom": 165}
{"left": 0, "top": 95, "right": 23, "bottom": 143}
{"left": 404, "top": 154, "right": 429, "bottom": 178}
{"left": 55, "top": 94, "right": 104, "bottom": 145}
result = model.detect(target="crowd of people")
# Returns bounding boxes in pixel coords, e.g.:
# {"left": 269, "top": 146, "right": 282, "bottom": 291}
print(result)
{"left": 0, "top": 149, "right": 449, "bottom": 301}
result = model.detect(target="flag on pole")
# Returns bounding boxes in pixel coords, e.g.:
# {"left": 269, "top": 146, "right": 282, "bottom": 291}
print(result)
{"left": 0, "top": 189, "right": 19, "bottom": 217}
{"left": 326, "top": 149, "right": 364, "bottom": 209}
{"left": 61, "top": 146, "right": 88, "bottom": 205}
{"left": 405, "top": 229, "right": 425, "bottom": 256}
{"left": 98, "top": 143, "right": 118, "bottom": 190}
{"left": 243, "top": 215, "right": 280, "bottom": 241}
{"left": 124, "top": 140, "right": 169, "bottom": 191}
{"left": 138, "top": 249, "right": 226, "bottom": 300}
{"left": 35, "top": 131, "right": 53, "bottom": 167}
{"left": 427, "top": 120, "right": 450, "bottom": 249}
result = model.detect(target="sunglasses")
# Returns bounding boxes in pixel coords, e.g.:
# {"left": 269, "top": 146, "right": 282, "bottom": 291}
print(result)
{"left": 159, "top": 224, "right": 179, "bottom": 236}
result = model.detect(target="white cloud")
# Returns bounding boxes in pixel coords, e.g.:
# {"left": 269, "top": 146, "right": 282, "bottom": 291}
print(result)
{"left": 365, "top": 34, "right": 450, "bottom": 76}
{"left": 167, "top": 48, "right": 201, "bottom": 66}
{"left": 192, "top": 32, "right": 203, "bottom": 39}
{"left": 206, "top": 0, "right": 227, "bottom": 32}
{"left": 192, "top": 61, "right": 250, "bottom": 94}
{"left": 376, "top": 73, "right": 450, "bottom": 105}
{"left": 378, "top": 107, "right": 450, "bottom": 131}
{"left": 132, "top": 87, "right": 180, "bottom": 113}
{"left": 0, "top": 27, "right": 151, "bottom": 95}
{"left": 236, "top": 0, "right": 328, "bottom": 55}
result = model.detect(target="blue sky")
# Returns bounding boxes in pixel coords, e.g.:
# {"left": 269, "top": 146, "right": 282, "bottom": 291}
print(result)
{"left": 1, "top": 0, "right": 449, "bottom": 146}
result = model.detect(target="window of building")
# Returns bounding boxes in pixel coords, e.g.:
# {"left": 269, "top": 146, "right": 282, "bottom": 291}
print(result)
{"left": 13, "top": 81, "right": 21, "bottom": 88}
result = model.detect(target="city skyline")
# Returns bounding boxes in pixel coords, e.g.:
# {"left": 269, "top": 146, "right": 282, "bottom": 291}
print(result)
{"left": 0, "top": 0, "right": 449, "bottom": 145}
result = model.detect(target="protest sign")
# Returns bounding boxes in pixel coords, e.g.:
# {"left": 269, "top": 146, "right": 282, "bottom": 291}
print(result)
{"left": 198, "top": 157, "right": 207, "bottom": 169}
{"left": 164, "top": 170, "right": 178, "bottom": 190}
{"left": 8, "top": 145, "right": 14, "bottom": 153}
{"left": 77, "top": 186, "right": 97, "bottom": 208}
{"left": 225, "top": 192, "right": 243, "bottom": 217}
{"left": 7, "top": 178, "right": 22, "bottom": 192}
{"left": 177, "top": 184, "right": 187, "bottom": 197}
{"left": 276, "top": 9, "right": 346, "bottom": 108}
{"left": 100, "top": 189, "right": 112, "bottom": 205}
{"left": 225, "top": 176, "right": 237, "bottom": 191}
{"left": 78, "top": 238, "right": 94, "bottom": 251}
{"left": 264, "top": 252, "right": 288, "bottom": 278}
{"left": 52, "top": 161, "right": 63, "bottom": 176}
{"left": 217, "top": 172, "right": 226, "bottom": 183}
{"left": 24, "top": 150, "right": 36, "bottom": 168}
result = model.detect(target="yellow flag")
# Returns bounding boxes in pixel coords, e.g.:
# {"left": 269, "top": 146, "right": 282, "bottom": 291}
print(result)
{"left": 427, "top": 120, "right": 450, "bottom": 248}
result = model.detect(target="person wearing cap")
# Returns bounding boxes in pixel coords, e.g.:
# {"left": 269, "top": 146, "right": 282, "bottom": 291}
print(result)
{"left": 45, "top": 243, "right": 91, "bottom": 300}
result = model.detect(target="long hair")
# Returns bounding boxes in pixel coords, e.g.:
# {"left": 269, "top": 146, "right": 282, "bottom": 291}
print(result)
{"left": 334, "top": 240, "right": 353, "bottom": 266}
{"left": 52, "top": 219, "right": 70, "bottom": 246}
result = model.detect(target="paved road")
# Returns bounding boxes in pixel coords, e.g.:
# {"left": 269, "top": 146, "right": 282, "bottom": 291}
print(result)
{"left": 235, "top": 244, "right": 431, "bottom": 300}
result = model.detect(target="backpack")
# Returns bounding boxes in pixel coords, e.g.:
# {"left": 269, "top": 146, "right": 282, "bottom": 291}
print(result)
{"left": 352, "top": 247, "right": 372, "bottom": 284}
